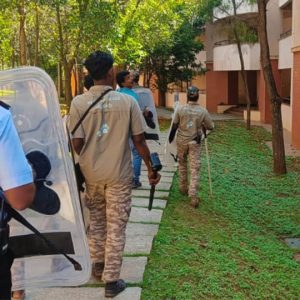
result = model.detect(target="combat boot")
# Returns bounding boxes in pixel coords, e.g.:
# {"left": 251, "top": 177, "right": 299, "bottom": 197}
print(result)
{"left": 190, "top": 197, "right": 200, "bottom": 208}
{"left": 105, "top": 279, "right": 126, "bottom": 298}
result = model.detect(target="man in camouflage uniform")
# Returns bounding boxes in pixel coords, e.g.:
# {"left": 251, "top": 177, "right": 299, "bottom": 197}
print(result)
{"left": 69, "top": 51, "right": 160, "bottom": 298}
{"left": 169, "top": 86, "right": 214, "bottom": 208}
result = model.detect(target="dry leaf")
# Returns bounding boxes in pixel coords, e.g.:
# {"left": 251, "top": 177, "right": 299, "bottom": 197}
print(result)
{"left": 200, "top": 241, "right": 208, "bottom": 248}
{"left": 294, "top": 253, "right": 300, "bottom": 262}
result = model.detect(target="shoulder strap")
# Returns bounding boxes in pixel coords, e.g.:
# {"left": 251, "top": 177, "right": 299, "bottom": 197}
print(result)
{"left": 71, "top": 88, "right": 112, "bottom": 135}
{"left": 3, "top": 199, "right": 82, "bottom": 270}
{"left": 0, "top": 100, "right": 10, "bottom": 110}
{"left": 0, "top": 193, "right": 4, "bottom": 228}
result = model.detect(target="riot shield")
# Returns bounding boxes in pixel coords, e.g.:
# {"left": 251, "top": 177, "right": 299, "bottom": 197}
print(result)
{"left": 0, "top": 67, "right": 91, "bottom": 289}
{"left": 133, "top": 87, "right": 161, "bottom": 151}
{"left": 164, "top": 102, "right": 180, "bottom": 166}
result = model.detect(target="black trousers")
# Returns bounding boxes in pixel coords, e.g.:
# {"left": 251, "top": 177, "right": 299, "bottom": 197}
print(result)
{"left": 0, "top": 248, "right": 14, "bottom": 300}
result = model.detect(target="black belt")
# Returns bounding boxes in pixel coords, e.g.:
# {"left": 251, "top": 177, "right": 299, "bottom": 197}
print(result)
{"left": 0, "top": 225, "right": 9, "bottom": 256}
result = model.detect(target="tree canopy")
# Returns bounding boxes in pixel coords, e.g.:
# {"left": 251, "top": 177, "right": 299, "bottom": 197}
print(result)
{"left": 0, "top": 0, "right": 208, "bottom": 104}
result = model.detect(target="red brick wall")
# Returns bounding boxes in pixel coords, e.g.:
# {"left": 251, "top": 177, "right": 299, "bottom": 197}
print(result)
{"left": 258, "top": 59, "right": 281, "bottom": 124}
{"left": 292, "top": 51, "right": 300, "bottom": 149}
{"left": 206, "top": 62, "right": 229, "bottom": 112}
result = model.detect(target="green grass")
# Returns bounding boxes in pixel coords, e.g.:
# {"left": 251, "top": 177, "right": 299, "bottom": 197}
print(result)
{"left": 141, "top": 121, "right": 300, "bottom": 300}
{"left": 159, "top": 118, "right": 172, "bottom": 132}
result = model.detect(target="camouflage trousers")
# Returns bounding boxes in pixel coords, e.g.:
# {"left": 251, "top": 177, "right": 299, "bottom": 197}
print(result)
{"left": 177, "top": 142, "right": 201, "bottom": 198}
{"left": 85, "top": 182, "right": 132, "bottom": 282}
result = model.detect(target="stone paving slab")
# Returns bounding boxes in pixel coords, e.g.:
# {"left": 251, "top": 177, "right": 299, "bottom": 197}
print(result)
{"left": 137, "top": 182, "right": 171, "bottom": 191}
{"left": 140, "top": 175, "right": 174, "bottom": 183}
{"left": 132, "top": 189, "right": 169, "bottom": 198}
{"left": 132, "top": 197, "right": 167, "bottom": 209}
{"left": 125, "top": 235, "right": 155, "bottom": 255}
{"left": 120, "top": 257, "right": 147, "bottom": 283}
{"left": 125, "top": 224, "right": 158, "bottom": 254}
{"left": 129, "top": 207, "right": 163, "bottom": 223}
{"left": 126, "top": 223, "right": 159, "bottom": 236}
{"left": 141, "top": 170, "right": 174, "bottom": 177}
{"left": 27, "top": 287, "right": 141, "bottom": 300}
{"left": 88, "top": 257, "right": 147, "bottom": 284}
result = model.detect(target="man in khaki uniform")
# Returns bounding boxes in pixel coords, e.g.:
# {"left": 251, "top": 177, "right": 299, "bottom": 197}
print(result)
{"left": 169, "top": 86, "right": 214, "bottom": 208}
{"left": 69, "top": 51, "right": 160, "bottom": 298}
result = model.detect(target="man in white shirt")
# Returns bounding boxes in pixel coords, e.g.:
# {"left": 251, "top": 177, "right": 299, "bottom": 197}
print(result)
{"left": 0, "top": 102, "right": 35, "bottom": 300}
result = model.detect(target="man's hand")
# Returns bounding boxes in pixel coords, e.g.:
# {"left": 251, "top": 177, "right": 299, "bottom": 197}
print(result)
{"left": 148, "top": 170, "right": 161, "bottom": 186}
{"left": 72, "top": 138, "right": 84, "bottom": 155}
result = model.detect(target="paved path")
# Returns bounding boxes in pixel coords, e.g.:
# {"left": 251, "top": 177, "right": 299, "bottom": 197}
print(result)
{"left": 27, "top": 131, "right": 176, "bottom": 300}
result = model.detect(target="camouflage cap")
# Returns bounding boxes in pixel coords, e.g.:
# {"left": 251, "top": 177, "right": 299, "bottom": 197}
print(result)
{"left": 187, "top": 86, "right": 199, "bottom": 96}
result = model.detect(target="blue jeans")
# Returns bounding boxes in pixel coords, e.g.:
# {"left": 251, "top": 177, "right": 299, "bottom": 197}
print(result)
{"left": 131, "top": 146, "right": 142, "bottom": 183}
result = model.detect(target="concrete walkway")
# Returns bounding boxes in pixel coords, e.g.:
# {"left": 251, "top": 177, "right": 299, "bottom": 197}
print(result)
{"left": 26, "top": 132, "right": 176, "bottom": 300}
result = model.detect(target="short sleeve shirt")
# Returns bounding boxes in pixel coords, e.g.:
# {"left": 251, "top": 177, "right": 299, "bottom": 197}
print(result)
{"left": 173, "top": 102, "right": 214, "bottom": 145}
{"left": 118, "top": 87, "right": 139, "bottom": 101}
{"left": 69, "top": 85, "right": 145, "bottom": 185}
{"left": 0, "top": 107, "right": 33, "bottom": 191}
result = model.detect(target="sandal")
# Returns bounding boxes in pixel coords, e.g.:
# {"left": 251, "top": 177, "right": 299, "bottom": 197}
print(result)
{"left": 11, "top": 290, "right": 25, "bottom": 300}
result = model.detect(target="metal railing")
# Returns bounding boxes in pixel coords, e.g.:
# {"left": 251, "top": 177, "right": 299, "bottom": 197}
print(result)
{"left": 214, "top": 40, "right": 236, "bottom": 47}
{"left": 280, "top": 29, "right": 292, "bottom": 40}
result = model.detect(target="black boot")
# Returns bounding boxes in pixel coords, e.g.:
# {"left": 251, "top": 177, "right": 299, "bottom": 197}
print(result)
{"left": 105, "top": 279, "right": 126, "bottom": 298}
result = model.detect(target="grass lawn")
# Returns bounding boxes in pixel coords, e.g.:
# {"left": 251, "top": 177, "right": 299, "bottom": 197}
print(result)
{"left": 142, "top": 121, "right": 300, "bottom": 300}
{"left": 159, "top": 118, "right": 172, "bottom": 132}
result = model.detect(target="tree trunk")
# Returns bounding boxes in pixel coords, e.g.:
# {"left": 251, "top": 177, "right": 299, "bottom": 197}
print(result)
{"left": 56, "top": 4, "right": 72, "bottom": 106}
{"left": 235, "top": 38, "right": 251, "bottom": 129}
{"left": 232, "top": 0, "right": 251, "bottom": 129}
{"left": 63, "top": 61, "right": 74, "bottom": 107}
{"left": 57, "top": 62, "right": 63, "bottom": 98}
{"left": 257, "top": 0, "right": 286, "bottom": 174}
{"left": 11, "top": 45, "right": 15, "bottom": 68}
{"left": 158, "top": 89, "right": 166, "bottom": 107}
{"left": 34, "top": 3, "right": 40, "bottom": 66}
{"left": 18, "top": 0, "right": 27, "bottom": 66}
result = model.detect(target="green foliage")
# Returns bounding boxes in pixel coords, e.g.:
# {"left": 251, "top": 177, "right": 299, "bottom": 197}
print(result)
{"left": 235, "top": 21, "right": 258, "bottom": 44}
{"left": 211, "top": 0, "right": 258, "bottom": 44}
{"left": 142, "top": 122, "right": 300, "bottom": 299}
{"left": 0, "top": 14, "right": 14, "bottom": 67}
{"left": 0, "top": 0, "right": 214, "bottom": 99}
{"left": 158, "top": 118, "right": 172, "bottom": 132}
{"left": 142, "top": 1, "right": 205, "bottom": 94}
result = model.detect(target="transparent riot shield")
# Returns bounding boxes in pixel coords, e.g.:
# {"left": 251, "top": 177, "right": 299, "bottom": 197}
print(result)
{"left": 164, "top": 101, "right": 180, "bottom": 166}
{"left": 133, "top": 87, "right": 162, "bottom": 153}
{"left": 0, "top": 67, "right": 91, "bottom": 289}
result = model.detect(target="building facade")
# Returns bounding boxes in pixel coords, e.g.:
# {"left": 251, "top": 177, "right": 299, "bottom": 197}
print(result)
{"left": 201, "top": 0, "right": 299, "bottom": 149}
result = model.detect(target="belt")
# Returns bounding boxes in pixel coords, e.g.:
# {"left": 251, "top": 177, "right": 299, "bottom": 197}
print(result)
{"left": 0, "top": 225, "right": 9, "bottom": 255}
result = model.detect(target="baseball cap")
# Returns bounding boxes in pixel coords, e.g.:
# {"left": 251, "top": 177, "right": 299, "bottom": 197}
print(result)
{"left": 187, "top": 86, "right": 199, "bottom": 96}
